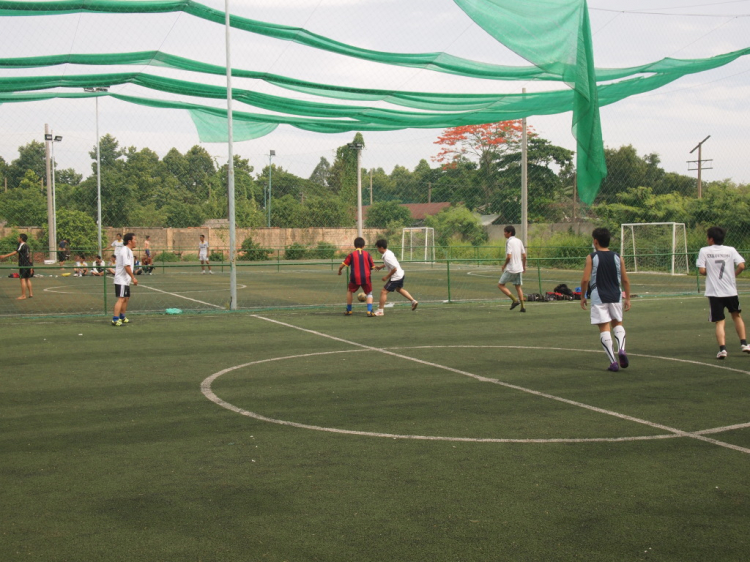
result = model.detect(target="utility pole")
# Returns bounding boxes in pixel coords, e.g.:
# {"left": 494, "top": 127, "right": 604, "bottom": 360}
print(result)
{"left": 688, "top": 135, "right": 712, "bottom": 199}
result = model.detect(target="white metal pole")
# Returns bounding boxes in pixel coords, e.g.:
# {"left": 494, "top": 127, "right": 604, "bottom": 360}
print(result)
{"left": 96, "top": 96, "right": 102, "bottom": 257}
{"left": 521, "top": 88, "right": 528, "bottom": 246}
{"left": 225, "top": 0, "right": 237, "bottom": 310}
{"left": 356, "top": 148, "right": 363, "bottom": 238}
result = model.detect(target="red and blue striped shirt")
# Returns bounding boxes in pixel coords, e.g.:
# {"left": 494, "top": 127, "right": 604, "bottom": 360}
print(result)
{"left": 343, "top": 249, "right": 373, "bottom": 285}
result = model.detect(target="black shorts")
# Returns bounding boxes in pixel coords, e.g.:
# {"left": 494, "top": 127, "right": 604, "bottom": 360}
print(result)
{"left": 384, "top": 276, "right": 405, "bottom": 292}
{"left": 19, "top": 267, "right": 32, "bottom": 279}
{"left": 708, "top": 295, "right": 741, "bottom": 322}
{"left": 114, "top": 284, "right": 131, "bottom": 299}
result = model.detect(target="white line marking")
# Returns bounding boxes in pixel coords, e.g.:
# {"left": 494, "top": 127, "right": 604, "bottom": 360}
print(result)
{"left": 200, "top": 350, "right": 680, "bottom": 444}
{"left": 203, "top": 324, "right": 750, "bottom": 453}
{"left": 139, "top": 284, "right": 224, "bottom": 308}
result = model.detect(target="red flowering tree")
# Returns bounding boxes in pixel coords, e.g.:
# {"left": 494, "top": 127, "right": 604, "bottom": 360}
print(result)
{"left": 432, "top": 121, "right": 535, "bottom": 212}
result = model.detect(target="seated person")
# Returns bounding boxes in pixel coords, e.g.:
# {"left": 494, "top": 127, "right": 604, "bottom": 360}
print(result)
{"left": 74, "top": 255, "right": 89, "bottom": 277}
{"left": 133, "top": 259, "right": 143, "bottom": 275}
{"left": 141, "top": 254, "right": 154, "bottom": 275}
{"left": 90, "top": 255, "right": 106, "bottom": 276}
{"left": 106, "top": 254, "right": 117, "bottom": 276}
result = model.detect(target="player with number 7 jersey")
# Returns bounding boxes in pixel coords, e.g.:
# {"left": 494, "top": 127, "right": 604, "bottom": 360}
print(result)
{"left": 696, "top": 226, "right": 749, "bottom": 359}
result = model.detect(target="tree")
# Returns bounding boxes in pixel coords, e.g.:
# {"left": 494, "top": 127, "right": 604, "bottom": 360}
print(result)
{"left": 309, "top": 156, "right": 331, "bottom": 188}
{"left": 6, "top": 140, "right": 47, "bottom": 189}
{"left": 365, "top": 201, "right": 412, "bottom": 228}
{"left": 433, "top": 121, "right": 530, "bottom": 212}
{"left": 0, "top": 170, "right": 47, "bottom": 226}
{"left": 329, "top": 132, "right": 365, "bottom": 205}
{"left": 54, "top": 208, "right": 99, "bottom": 253}
{"left": 425, "top": 204, "right": 487, "bottom": 246}
{"left": 90, "top": 134, "right": 124, "bottom": 170}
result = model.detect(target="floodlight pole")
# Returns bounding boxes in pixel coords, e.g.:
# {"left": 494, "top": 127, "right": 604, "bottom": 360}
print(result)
{"left": 348, "top": 142, "right": 364, "bottom": 237}
{"left": 521, "top": 88, "right": 528, "bottom": 246}
{"left": 44, "top": 124, "right": 55, "bottom": 260}
{"left": 225, "top": 0, "right": 237, "bottom": 310}
{"left": 45, "top": 132, "right": 62, "bottom": 254}
{"left": 267, "top": 150, "right": 275, "bottom": 227}
{"left": 688, "top": 135, "right": 711, "bottom": 199}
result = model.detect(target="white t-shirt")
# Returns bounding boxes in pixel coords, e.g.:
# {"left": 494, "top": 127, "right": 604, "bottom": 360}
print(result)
{"left": 199, "top": 241, "right": 209, "bottom": 257}
{"left": 76, "top": 260, "right": 88, "bottom": 268}
{"left": 504, "top": 236, "right": 526, "bottom": 274}
{"left": 381, "top": 249, "right": 404, "bottom": 281}
{"left": 696, "top": 245, "right": 745, "bottom": 297}
{"left": 114, "top": 246, "right": 134, "bottom": 286}
{"left": 111, "top": 240, "right": 123, "bottom": 256}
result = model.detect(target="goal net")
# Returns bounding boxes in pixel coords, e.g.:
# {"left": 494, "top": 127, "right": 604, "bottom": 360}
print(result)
{"left": 620, "top": 222, "right": 689, "bottom": 275}
{"left": 401, "top": 227, "right": 436, "bottom": 263}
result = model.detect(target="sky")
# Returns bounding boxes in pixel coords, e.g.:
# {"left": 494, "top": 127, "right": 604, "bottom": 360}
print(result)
{"left": 1, "top": 0, "right": 749, "bottom": 188}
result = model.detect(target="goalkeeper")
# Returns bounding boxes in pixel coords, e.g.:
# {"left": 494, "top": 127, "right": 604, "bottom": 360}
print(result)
{"left": 373, "top": 239, "right": 418, "bottom": 316}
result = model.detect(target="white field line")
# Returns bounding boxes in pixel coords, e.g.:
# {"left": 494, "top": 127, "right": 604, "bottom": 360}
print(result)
{"left": 200, "top": 350, "right": 680, "bottom": 444}
{"left": 229, "top": 316, "right": 750, "bottom": 455}
{"left": 139, "top": 284, "right": 224, "bottom": 308}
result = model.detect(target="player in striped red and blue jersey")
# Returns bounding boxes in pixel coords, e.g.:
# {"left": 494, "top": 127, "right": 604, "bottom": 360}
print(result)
{"left": 338, "top": 237, "right": 375, "bottom": 316}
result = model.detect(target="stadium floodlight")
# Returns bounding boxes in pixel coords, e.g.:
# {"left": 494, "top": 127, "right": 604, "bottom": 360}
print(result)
{"left": 84, "top": 87, "right": 109, "bottom": 255}
{"left": 44, "top": 132, "right": 63, "bottom": 254}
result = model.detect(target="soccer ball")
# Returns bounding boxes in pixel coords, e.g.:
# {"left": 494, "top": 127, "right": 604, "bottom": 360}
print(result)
{"left": 357, "top": 292, "right": 367, "bottom": 302}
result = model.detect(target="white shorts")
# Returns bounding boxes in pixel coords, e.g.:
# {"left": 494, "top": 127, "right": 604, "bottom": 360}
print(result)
{"left": 199, "top": 253, "right": 208, "bottom": 261}
{"left": 499, "top": 271, "right": 522, "bottom": 286}
{"left": 590, "top": 302, "right": 623, "bottom": 325}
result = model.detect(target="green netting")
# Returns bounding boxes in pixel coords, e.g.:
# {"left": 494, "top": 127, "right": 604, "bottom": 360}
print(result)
{"left": 1, "top": 0, "right": 749, "bottom": 204}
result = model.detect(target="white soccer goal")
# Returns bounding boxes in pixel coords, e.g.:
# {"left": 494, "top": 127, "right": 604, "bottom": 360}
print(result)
{"left": 620, "top": 222, "right": 689, "bottom": 275}
{"left": 401, "top": 227, "right": 436, "bottom": 263}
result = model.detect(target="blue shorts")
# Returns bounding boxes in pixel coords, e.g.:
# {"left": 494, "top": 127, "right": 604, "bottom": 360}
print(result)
{"left": 384, "top": 276, "right": 405, "bottom": 292}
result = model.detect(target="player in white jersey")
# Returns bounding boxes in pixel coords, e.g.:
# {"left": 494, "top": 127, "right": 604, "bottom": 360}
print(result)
{"left": 111, "top": 233, "right": 138, "bottom": 327}
{"left": 199, "top": 234, "right": 212, "bottom": 274}
{"left": 372, "top": 239, "right": 418, "bottom": 316}
{"left": 110, "top": 233, "right": 123, "bottom": 258}
{"left": 498, "top": 225, "right": 527, "bottom": 312}
{"left": 696, "top": 226, "right": 749, "bottom": 359}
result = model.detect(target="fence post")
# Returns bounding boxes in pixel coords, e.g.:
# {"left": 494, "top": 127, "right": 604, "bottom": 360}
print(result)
{"left": 103, "top": 268, "right": 108, "bottom": 315}
{"left": 446, "top": 259, "right": 452, "bottom": 303}
{"left": 537, "top": 258, "right": 543, "bottom": 295}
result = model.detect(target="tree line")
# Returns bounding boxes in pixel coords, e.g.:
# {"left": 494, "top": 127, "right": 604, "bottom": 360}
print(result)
{"left": 0, "top": 121, "right": 746, "bottom": 250}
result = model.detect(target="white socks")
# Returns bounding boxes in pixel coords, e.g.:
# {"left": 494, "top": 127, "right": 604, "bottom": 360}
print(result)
{"left": 613, "top": 325, "right": 626, "bottom": 353}
{"left": 600, "top": 331, "right": 616, "bottom": 363}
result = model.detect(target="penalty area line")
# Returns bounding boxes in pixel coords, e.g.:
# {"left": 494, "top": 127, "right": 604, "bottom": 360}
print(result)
{"left": 250, "top": 314, "right": 750, "bottom": 455}
{"left": 139, "top": 284, "right": 224, "bottom": 309}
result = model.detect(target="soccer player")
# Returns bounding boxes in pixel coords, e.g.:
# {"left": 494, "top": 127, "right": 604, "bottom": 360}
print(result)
{"left": 199, "top": 234, "right": 212, "bottom": 274}
{"left": 338, "top": 237, "right": 375, "bottom": 316}
{"left": 696, "top": 226, "right": 749, "bottom": 359}
{"left": 580, "top": 228, "right": 630, "bottom": 372}
{"left": 111, "top": 233, "right": 138, "bottom": 326}
{"left": 498, "top": 225, "right": 527, "bottom": 312}
{"left": 0, "top": 233, "right": 34, "bottom": 299}
{"left": 373, "top": 239, "right": 418, "bottom": 316}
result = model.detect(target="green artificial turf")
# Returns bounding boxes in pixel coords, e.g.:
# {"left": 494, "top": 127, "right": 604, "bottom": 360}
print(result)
{"left": 2, "top": 297, "right": 749, "bottom": 561}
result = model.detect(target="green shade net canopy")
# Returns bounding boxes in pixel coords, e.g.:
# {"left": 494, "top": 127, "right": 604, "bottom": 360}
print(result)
{"left": 0, "top": 0, "right": 748, "bottom": 203}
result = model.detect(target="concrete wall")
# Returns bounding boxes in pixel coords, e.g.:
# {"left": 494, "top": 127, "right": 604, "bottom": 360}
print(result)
{"left": 0, "top": 226, "right": 384, "bottom": 258}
